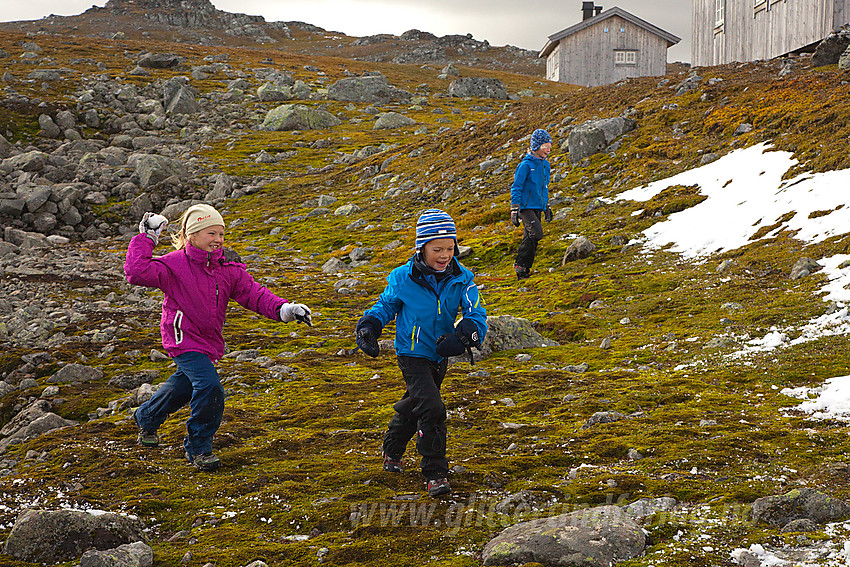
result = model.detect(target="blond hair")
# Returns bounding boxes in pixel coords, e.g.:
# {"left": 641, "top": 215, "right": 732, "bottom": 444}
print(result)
{"left": 171, "top": 208, "right": 191, "bottom": 250}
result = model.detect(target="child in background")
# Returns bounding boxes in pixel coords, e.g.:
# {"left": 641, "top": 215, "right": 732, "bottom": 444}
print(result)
{"left": 510, "top": 128, "right": 554, "bottom": 279}
{"left": 124, "top": 204, "right": 312, "bottom": 471}
{"left": 355, "top": 209, "right": 487, "bottom": 497}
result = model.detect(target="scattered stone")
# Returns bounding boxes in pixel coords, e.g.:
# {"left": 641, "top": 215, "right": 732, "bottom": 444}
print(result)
{"left": 327, "top": 75, "right": 412, "bottom": 104}
{"left": 262, "top": 104, "right": 341, "bottom": 131}
{"left": 624, "top": 497, "right": 677, "bottom": 524}
{"left": 374, "top": 112, "right": 416, "bottom": 130}
{"left": 150, "top": 350, "right": 170, "bottom": 362}
{"left": 790, "top": 257, "right": 820, "bottom": 280}
{"left": 80, "top": 541, "right": 154, "bottom": 567}
{"left": 138, "top": 53, "right": 180, "bottom": 69}
{"left": 582, "top": 411, "right": 627, "bottom": 429}
{"left": 568, "top": 117, "right": 636, "bottom": 163}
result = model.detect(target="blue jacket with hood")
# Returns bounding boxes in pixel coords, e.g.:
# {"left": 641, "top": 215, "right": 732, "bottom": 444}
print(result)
{"left": 365, "top": 255, "right": 487, "bottom": 361}
{"left": 510, "top": 152, "right": 550, "bottom": 211}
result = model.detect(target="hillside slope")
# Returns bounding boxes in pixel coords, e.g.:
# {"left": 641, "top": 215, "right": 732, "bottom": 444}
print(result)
{"left": 2, "top": 26, "right": 850, "bottom": 567}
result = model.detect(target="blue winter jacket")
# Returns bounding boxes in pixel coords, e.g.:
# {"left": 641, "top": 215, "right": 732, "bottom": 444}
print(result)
{"left": 365, "top": 256, "right": 487, "bottom": 361}
{"left": 510, "top": 152, "right": 550, "bottom": 211}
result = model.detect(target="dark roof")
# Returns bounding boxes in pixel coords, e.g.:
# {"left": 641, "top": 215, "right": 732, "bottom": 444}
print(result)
{"left": 540, "top": 6, "right": 680, "bottom": 58}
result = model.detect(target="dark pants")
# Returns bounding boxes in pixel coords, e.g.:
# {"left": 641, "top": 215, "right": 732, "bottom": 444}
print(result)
{"left": 134, "top": 351, "right": 224, "bottom": 458}
{"left": 383, "top": 355, "right": 449, "bottom": 480}
{"left": 515, "top": 209, "right": 543, "bottom": 270}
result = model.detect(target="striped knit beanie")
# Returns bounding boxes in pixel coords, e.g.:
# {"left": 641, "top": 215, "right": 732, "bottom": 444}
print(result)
{"left": 415, "top": 209, "right": 457, "bottom": 251}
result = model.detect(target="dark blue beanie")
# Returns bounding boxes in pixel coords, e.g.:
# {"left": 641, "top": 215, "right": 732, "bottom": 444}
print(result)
{"left": 530, "top": 129, "right": 552, "bottom": 151}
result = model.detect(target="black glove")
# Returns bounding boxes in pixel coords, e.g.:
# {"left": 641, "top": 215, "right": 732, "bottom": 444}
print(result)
{"left": 455, "top": 318, "right": 481, "bottom": 348}
{"left": 355, "top": 315, "right": 382, "bottom": 358}
{"left": 544, "top": 207, "right": 553, "bottom": 223}
{"left": 510, "top": 206, "right": 520, "bottom": 227}
{"left": 436, "top": 333, "right": 466, "bottom": 358}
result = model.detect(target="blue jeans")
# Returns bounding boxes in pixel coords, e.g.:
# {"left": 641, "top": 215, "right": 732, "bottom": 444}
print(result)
{"left": 134, "top": 351, "right": 224, "bottom": 457}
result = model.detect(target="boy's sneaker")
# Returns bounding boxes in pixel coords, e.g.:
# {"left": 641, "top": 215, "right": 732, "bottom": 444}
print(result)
{"left": 426, "top": 478, "right": 451, "bottom": 497}
{"left": 132, "top": 410, "right": 159, "bottom": 448}
{"left": 383, "top": 453, "right": 403, "bottom": 473}
{"left": 187, "top": 451, "right": 221, "bottom": 472}
{"left": 514, "top": 265, "right": 530, "bottom": 280}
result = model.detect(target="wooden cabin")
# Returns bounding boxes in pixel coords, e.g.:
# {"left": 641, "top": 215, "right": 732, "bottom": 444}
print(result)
{"left": 692, "top": 0, "right": 850, "bottom": 66}
{"left": 540, "top": 2, "right": 680, "bottom": 87}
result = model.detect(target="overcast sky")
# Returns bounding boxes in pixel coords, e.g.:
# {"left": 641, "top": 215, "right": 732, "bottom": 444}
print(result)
{"left": 1, "top": 0, "right": 692, "bottom": 62}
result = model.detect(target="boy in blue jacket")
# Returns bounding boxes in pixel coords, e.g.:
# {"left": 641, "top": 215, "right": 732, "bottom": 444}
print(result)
{"left": 355, "top": 209, "right": 487, "bottom": 497}
{"left": 510, "top": 128, "right": 553, "bottom": 279}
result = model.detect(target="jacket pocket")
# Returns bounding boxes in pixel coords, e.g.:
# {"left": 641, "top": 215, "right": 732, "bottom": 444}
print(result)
{"left": 173, "top": 310, "right": 184, "bottom": 345}
{"left": 410, "top": 324, "right": 421, "bottom": 352}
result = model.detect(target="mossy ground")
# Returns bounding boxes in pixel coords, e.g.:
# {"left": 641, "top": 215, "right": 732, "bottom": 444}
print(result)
{"left": 3, "top": 30, "right": 850, "bottom": 567}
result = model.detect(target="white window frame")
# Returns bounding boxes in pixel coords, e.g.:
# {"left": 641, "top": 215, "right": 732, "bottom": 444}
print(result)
{"left": 754, "top": 0, "right": 767, "bottom": 13}
{"left": 614, "top": 50, "right": 637, "bottom": 66}
{"left": 715, "top": 0, "right": 724, "bottom": 28}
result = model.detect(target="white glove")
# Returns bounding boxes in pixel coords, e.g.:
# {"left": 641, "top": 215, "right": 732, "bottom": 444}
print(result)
{"left": 139, "top": 212, "right": 168, "bottom": 245}
{"left": 279, "top": 303, "right": 312, "bottom": 326}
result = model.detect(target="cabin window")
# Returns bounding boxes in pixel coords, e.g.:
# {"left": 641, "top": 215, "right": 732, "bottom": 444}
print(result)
{"left": 620, "top": 27, "right": 625, "bottom": 33}
{"left": 604, "top": 27, "right": 609, "bottom": 32}
{"left": 715, "top": 0, "right": 724, "bottom": 27}
{"left": 754, "top": 0, "right": 767, "bottom": 13}
{"left": 614, "top": 50, "right": 637, "bottom": 66}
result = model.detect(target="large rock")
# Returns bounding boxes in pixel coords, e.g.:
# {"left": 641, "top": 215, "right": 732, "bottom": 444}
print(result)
{"left": 257, "top": 82, "right": 292, "bottom": 102}
{"left": 261, "top": 104, "right": 341, "bottom": 131}
{"left": 2, "top": 150, "right": 49, "bottom": 172}
{"left": 38, "top": 114, "right": 61, "bottom": 138}
{"left": 447, "top": 77, "right": 507, "bottom": 99}
{"left": 790, "top": 257, "right": 820, "bottom": 280}
{"left": 0, "top": 399, "right": 78, "bottom": 453}
{"left": 568, "top": 117, "right": 637, "bottom": 164}
{"left": 165, "top": 85, "right": 200, "bottom": 115}
{"left": 752, "top": 488, "right": 850, "bottom": 527}
{"left": 374, "top": 112, "right": 416, "bottom": 130}
{"left": 138, "top": 52, "right": 181, "bottom": 69}
{"left": 80, "top": 541, "right": 153, "bottom": 567}
{"left": 4, "top": 227, "right": 51, "bottom": 249}
{"left": 458, "top": 315, "right": 559, "bottom": 363}
{"left": 3, "top": 509, "right": 146, "bottom": 564}
{"left": 562, "top": 236, "right": 597, "bottom": 264}
{"left": 813, "top": 24, "right": 850, "bottom": 67}
{"left": 135, "top": 155, "right": 187, "bottom": 188}
{"left": 327, "top": 75, "right": 412, "bottom": 104}
{"left": 482, "top": 505, "right": 645, "bottom": 567}
{"left": 46, "top": 363, "right": 105, "bottom": 383}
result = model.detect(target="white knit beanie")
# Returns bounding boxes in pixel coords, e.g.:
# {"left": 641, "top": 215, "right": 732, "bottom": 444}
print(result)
{"left": 184, "top": 204, "right": 224, "bottom": 235}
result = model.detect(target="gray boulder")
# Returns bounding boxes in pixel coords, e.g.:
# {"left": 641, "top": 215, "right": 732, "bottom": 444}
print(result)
{"left": 27, "top": 69, "right": 62, "bottom": 81}
{"left": 3, "top": 150, "right": 49, "bottom": 172}
{"left": 752, "top": 488, "right": 850, "bottom": 527}
{"left": 840, "top": 45, "right": 850, "bottom": 70}
{"left": 624, "top": 497, "right": 678, "bottom": 524}
{"left": 55, "top": 110, "right": 76, "bottom": 131}
{"left": 0, "top": 400, "right": 78, "bottom": 453}
{"left": 568, "top": 117, "right": 637, "bottom": 163}
{"left": 80, "top": 541, "right": 153, "bottom": 567}
{"left": 38, "top": 114, "right": 61, "bottom": 138}
{"left": 160, "top": 199, "right": 202, "bottom": 220}
{"left": 3, "top": 509, "right": 146, "bottom": 564}
{"left": 262, "top": 104, "right": 341, "bottom": 131}
{"left": 138, "top": 53, "right": 180, "bottom": 69}
{"left": 165, "top": 86, "right": 200, "bottom": 115}
{"left": 482, "top": 505, "right": 645, "bottom": 567}
{"left": 562, "top": 236, "right": 597, "bottom": 264}
{"left": 0, "top": 198, "right": 24, "bottom": 216}
{"left": 135, "top": 155, "right": 187, "bottom": 188}
{"left": 813, "top": 24, "right": 850, "bottom": 66}
{"left": 582, "top": 411, "right": 627, "bottom": 429}
{"left": 374, "top": 112, "right": 416, "bottom": 130}
{"left": 448, "top": 77, "right": 507, "bottom": 99}
{"left": 790, "top": 257, "right": 820, "bottom": 280}
{"left": 257, "top": 82, "right": 292, "bottom": 102}
{"left": 327, "top": 75, "right": 412, "bottom": 104}
{"left": 4, "top": 227, "right": 51, "bottom": 249}
{"left": 463, "top": 315, "right": 559, "bottom": 363}
{"left": 206, "top": 172, "right": 234, "bottom": 201}
{"left": 46, "top": 363, "right": 105, "bottom": 383}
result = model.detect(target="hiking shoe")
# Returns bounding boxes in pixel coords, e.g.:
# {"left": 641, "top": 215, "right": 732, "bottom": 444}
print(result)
{"left": 383, "top": 454, "right": 403, "bottom": 473}
{"left": 133, "top": 410, "right": 159, "bottom": 448}
{"left": 426, "top": 477, "right": 451, "bottom": 497}
{"left": 187, "top": 451, "right": 221, "bottom": 472}
{"left": 514, "top": 265, "right": 530, "bottom": 280}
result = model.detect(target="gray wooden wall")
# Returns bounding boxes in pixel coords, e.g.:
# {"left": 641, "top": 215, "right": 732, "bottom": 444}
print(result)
{"left": 550, "top": 15, "right": 670, "bottom": 87}
{"left": 693, "top": 0, "right": 850, "bottom": 66}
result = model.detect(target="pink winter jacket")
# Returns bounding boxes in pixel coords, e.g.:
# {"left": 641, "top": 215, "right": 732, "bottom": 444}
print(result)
{"left": 124, "top": 234, "right": 287, "bottom": 362}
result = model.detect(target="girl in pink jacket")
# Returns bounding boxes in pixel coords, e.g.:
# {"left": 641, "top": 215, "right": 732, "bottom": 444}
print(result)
{"left": 124, "top": 204, "right": 311, "bottom": 471}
